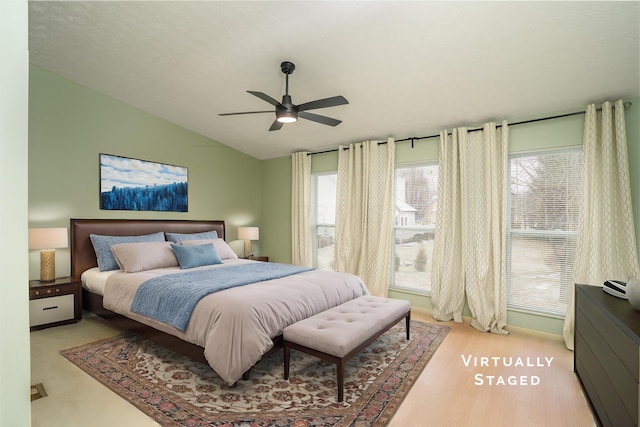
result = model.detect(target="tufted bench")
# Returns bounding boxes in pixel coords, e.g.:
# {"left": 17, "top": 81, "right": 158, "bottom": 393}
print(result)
{"left": 283, "top": 295, "right": 411, "bottom": 402}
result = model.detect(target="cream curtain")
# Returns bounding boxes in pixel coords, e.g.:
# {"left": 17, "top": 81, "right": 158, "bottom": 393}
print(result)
{"left": 563, "top": 100, "right": 640, "bottom": 350}
{"left": 291, "top": 151, "right": 313, "bottom": 267}
{"left": 335, "top": 139, "right": 395, "bottom": 297}
{"left": 431, "top": 122, "right": 509, "bottom": 334}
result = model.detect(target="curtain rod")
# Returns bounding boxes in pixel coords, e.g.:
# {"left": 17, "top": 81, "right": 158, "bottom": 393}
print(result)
{"left": 308, "top": 100, "right": 633, "bottom": 154}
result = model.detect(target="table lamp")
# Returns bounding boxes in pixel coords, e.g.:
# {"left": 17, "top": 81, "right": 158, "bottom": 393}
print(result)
{"left": 28, "top": 227, "right": 68, "bottom": 282}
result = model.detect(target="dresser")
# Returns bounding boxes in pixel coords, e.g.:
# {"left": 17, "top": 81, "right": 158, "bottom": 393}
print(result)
{"left": 575, "top": 284, "right": 640, "bottom": 427}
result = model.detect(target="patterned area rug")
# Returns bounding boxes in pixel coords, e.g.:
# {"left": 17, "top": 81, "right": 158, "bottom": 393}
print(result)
{"left": 62, "top": 321, "right": 449, "bottom": 426}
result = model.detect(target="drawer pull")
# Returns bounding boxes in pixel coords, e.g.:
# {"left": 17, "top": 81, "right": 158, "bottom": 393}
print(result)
{"left": 43, "top": 306, "right": 58, "bottom": 311}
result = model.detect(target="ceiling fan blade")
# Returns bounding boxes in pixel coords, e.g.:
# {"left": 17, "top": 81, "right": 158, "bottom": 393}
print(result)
{"left": 269, "top": 120, "right": 284, "bottom": 131}
{"left": 297, "top": 96, "right": 348, "bottom": 112}
{"left": 248, "top": 91, "right": 283, "bottom": 107}
{"left": 218, "top": 110, "right": 273, "bottom": 116}
{"left": 298, "top": 111, "right": 342, "bottom": 127}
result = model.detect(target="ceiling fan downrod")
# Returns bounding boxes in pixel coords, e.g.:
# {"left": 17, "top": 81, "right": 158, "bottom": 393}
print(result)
{"left": 278, "top": 61, "right": 298, "bottom": 122}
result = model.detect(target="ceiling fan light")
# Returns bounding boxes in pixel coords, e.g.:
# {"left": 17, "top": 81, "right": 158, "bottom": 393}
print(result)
{"left": 277, "top": 112, "right": 298, "bottom": 123}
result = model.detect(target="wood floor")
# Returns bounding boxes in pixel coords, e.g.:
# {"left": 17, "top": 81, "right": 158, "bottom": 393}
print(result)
{"left": 390, "top": 309, "right": 595, "bottom": 427}
{"left": 30, "top": 310, "right": 596, "bottom": 427}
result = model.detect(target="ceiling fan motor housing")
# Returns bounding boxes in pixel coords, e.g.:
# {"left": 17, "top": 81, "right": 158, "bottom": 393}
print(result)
{"left": 277, "top": 94, "right": 298, "bottom": 122}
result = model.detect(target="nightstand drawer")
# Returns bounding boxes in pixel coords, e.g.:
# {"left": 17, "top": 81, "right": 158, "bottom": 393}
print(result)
{"left": 29, "top": 294, "right": 74, "bottom": 327}
{"left": 30, "top": 286, "right": 71, "bottom": 298}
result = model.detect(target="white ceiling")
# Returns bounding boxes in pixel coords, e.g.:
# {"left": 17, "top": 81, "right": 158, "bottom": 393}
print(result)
{"left": 29, "top": 1, "right": 640, "bottom": 160}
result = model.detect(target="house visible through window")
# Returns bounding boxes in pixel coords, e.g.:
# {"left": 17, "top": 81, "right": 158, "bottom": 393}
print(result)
{"left": 507, "top": 148, "right": 582, "bottom": 316}
{"left": 391, "top": 163, "right": 439, "bottom": 292}
{"left": 313, "top": 173, "right": 337, "bottom": 270}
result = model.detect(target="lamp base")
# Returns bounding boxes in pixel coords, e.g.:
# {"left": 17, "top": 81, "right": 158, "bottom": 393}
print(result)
{"left": 40, "top": 249, "right": 56, "bottom": 282}
{"left": 243, "top": 240, "right": 253, "bottom": 258}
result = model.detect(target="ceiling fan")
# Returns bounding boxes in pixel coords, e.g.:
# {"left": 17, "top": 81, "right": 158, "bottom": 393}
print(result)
{"left": 218, "top": 61, "right": 348, "bottom": 131}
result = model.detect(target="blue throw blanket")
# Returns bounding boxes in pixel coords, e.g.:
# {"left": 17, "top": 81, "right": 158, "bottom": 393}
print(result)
{"left": 130, "top": 262, "right": 313, "bottom": 331}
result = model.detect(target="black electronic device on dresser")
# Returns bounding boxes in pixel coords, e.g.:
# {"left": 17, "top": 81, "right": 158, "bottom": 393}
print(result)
{"left": 575, "top": 284, "right": 640, "bottom": 427}
{"left": 29, "top": 277, "right": 82, "bottom": 331}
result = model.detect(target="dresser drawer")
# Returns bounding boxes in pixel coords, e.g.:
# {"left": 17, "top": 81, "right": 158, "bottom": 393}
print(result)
{"left": 29, "top": 294, "right": 74, "bottom": 327}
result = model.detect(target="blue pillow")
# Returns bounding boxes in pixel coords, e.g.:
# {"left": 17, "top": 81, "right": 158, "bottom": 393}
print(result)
{"left": 171, "top": 243, "right": 222, "bottom": 269}
{"left": 90, "top": 232, "right": 165, "bottom": 271}
{"left": 166, "top": 230, "right": 218, "bottom": 243}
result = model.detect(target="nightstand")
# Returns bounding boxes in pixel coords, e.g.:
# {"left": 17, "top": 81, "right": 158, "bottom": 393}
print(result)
{"left": 29, "top": 277, "right": 82, "bottom": 331}
{"left": 249, "top": 256, "right": 269, "bottom": 262}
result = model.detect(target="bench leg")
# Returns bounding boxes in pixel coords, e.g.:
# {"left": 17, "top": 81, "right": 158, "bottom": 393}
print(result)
{"left": 284, "top": 344, "right": 291, "bottom": 380}
{"left": 406, "top": 311, "right": 411, "bottom": 340}
{"left": 337, "top": 359, "right": 345, "bottom": 402}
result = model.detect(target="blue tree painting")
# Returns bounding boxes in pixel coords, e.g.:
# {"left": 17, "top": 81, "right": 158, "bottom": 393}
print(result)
{"left": 100, "top": 154, "right": 188, "bottom": 212}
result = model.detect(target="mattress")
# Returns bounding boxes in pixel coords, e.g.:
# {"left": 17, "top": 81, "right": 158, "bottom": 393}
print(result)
{"left": 81, "top": 267, "right": 117, "bottom": 295}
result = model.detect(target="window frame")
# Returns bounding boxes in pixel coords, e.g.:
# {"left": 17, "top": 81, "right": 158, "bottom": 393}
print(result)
{"left": 390, "top": 161, "right": 439, "bottom": 294}
{"left": 312, "top": 172, "right": 337, "bottom": 270}
{"left": 505, "top": 147, "right": 583, "bottom": 317}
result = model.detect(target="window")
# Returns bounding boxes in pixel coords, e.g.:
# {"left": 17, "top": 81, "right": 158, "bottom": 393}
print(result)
{"left": 507, "top": 149, "right": 582, "bottom": 316}
{"left": 313, "top": 173, "right": 337, "bottom": 270}
{"left": 391, "top": 164, "right": 439, "bottom": 292}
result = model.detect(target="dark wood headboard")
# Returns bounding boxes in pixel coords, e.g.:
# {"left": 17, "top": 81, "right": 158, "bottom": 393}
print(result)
{"left": 70, "top": 218, "right": 225, "bottom": 280}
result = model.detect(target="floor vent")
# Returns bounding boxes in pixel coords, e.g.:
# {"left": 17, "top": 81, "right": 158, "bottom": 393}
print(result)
{"left": 30, "top": 383, "right": 47, "bottom": 401}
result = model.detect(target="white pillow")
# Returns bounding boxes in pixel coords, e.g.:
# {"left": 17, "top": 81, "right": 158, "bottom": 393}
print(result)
{"left": 90, "top": 231, "right": 165, "bottom": 271}
{"left": 110, "top": 242, "right": 179, "bottom": 273}
{"left": 180, "top": 238, "right": 238, "bottom": 260}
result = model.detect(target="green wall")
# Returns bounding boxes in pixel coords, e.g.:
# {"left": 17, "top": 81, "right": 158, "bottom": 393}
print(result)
{"left": 261, "top": 98, "right": 640, "bottom": 335}
{"left": 2, "top": 0, "right": 31, "bottom": 425}
{"left": 260, "top": 156, "right": 293, "bottom": 263}
{"left": 29, "top": 66, "right": 264, "bottom": 279}
{"left": 627, "top": 99, "right": 640, "bottom": 255}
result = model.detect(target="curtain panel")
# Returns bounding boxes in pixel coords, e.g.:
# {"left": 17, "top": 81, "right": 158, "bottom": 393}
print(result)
{"left": 335, "top": 139, "right": 395, "bottom": 297}
{"left": 563, "top": 100, "right": 640, "bottom": 349}
{"left": 431, "top": 122, "right": 509, "bottom": 335}
{"left": 291, "top": 151, "right": 313, "bottom": 267}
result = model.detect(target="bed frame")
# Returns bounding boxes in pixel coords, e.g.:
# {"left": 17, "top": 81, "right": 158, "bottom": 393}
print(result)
{"left": 70, "top": 218, "right": 227, "bottom": 366}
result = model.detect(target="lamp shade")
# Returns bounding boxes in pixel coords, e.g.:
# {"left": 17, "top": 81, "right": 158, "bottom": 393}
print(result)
{"left": 238, "top": 227, "right": 259, "bottom": 241}
{"left": 28, "top": 228, "right": 68, "bottom": 250}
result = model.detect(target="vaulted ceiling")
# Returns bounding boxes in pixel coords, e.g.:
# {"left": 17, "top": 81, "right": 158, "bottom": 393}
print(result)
{"left": 29, "top": 1, "right": 640, "bottom": 159}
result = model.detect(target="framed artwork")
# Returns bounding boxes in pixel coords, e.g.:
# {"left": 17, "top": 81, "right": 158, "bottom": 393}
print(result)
{"left": 99, "top": 153, "right": 188, "bottom": 212}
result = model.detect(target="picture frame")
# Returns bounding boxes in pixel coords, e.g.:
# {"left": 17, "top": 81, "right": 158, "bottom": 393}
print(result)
{"left": 99, "top": 153, "right": 188, "bottom": 212}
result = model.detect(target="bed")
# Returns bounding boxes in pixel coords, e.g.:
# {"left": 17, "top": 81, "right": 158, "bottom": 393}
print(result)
{"left": 70, "top": 218, "right": 368, "bottom": 385}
